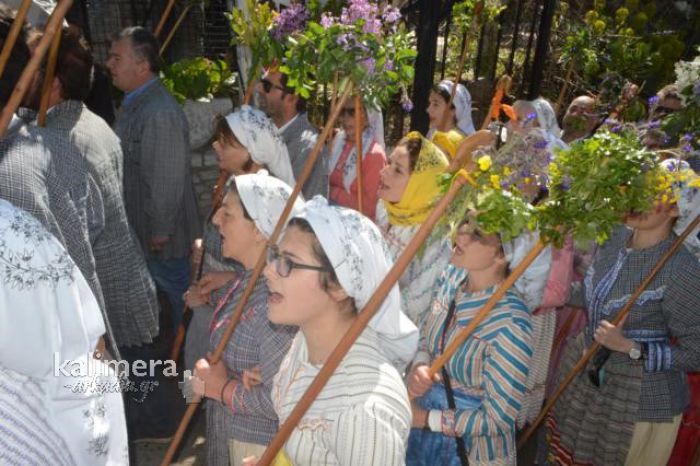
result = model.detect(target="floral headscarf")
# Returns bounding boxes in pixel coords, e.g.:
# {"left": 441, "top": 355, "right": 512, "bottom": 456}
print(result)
{"left": 297, "top": 196, "right": 419, "bottom": 368}
{"left": 233, "top": 171, "right": 305, "bottom": 239}
{"left": 383, "top": 132, "right": 449, "bottom": 226}
{"left": 225, "top": 105, "right": 296, "bottom": 186}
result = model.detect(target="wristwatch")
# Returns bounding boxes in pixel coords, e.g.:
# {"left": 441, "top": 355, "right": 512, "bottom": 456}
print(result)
{"left": 628, "top": 341, "right": 642, "bottom": 360}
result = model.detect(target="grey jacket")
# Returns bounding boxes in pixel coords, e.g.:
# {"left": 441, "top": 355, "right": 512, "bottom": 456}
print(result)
{"left": 113, "top": 80, "right": 201, "bottom": 259}
{"left": 45, "top": 101, "right": 160, "bottom": 347}
{"left": 280, "top": 112, "right": 328, "bottom": 199}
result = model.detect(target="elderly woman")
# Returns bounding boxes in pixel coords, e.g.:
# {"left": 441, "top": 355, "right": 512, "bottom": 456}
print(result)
{"left": 376, "top": 131, "right": 452, "bottom": 325}
{"left": 254, "top": 196, "right": 418, "bottom": 464}
{"left": 328, "top": 101, "right": 386, "bottom": 219}
{"left": 186, "top": 173, "right": 302, "bottom": 466}
{"left": 185, "top": 105, "right": 296, "bottom": 371}
{"left": 547, "top": 160, "right": 700, "bottom": 466}
{"left": 427, "top": 80, "right": 476, "bottom": 158}
{"left": 0, "top": 199, "right": 127, "bottom": 464}
{"left": 406, "top": 216, "right": 550, "bottom": 466}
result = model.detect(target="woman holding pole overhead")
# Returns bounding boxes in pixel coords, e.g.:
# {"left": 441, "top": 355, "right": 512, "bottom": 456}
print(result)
{"left": 546, "top": 159, "right": 700, "bottom": 466}
{"left": 259, "top": 196, "right": 418, "bottom": 465}
{"left": 376, "top": 131, "right": 452, "bottom": 325}
{"left": 328, "top": 100, "right": 386, "bottom": 220}
{"left": 406, "top": 214, "right": 550, "bottom": 466}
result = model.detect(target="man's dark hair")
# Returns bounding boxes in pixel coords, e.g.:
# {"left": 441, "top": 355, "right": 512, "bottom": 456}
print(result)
{"left": 0, "top": 5, "right": 31, "bottom": 105}
{"left": 115, "top": 26, "right": 160, "bottom": 73}
{"left": 54, "top": 27, "right": 94, "bottom": 101}
{"left": 279, "top": 72, "right": 307, "bottom": 113}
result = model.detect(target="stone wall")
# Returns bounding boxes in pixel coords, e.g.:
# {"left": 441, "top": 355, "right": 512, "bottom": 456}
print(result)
{"left": 182, "top": 97, "right": 234, "bottom": 223}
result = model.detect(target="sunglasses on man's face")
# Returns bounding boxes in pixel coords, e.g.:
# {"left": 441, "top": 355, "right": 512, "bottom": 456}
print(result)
{"left": 260, "top": 78, "right": 286, "bottom": 94}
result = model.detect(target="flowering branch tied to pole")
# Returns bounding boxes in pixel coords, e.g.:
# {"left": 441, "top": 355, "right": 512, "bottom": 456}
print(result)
{"left": 516, "top": 213, "right": 700, "bottom": 450}
{"left": 160, "top": 83, "right": 355, "bottom": 466}
{"left": 0, "top": 0, "right": 31, "bottom": 80}
{"left": 256, "top": 171, "right": 476, "bottom": 466}
{"left": 0, "top": 0, "right": 73, "bottom": 138}
{"left": 37, "top": 29, "right": 63, "bottom": 127}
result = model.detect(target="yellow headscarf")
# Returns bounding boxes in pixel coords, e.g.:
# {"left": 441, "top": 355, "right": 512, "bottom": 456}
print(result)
{"left": 430, "top": 128, "right": 465, "bottom": 159}
{"left": 384, "top": 132, "right": 450, "bottom": 226}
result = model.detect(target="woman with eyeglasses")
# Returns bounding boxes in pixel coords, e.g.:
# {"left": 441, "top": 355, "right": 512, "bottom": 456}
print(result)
{"left": 546, "top": 161, "right": 700, "bottom": 466}
{"left": 186, "top": 173, "right": 302, "bottom": 466}
{"left": 184, "top": 105, "right": 297, "bottom": 373}
{"left": 245, "top": 196, "right": 418, "bottom": 465}
{"left": 406, "top": 215, "right": 550, "bottom": 466}
{"left": 328, "top": 100, "right": 386, "bottom": 220}
{"left": 426, "top": 80, "right": 475, "bottom": 159}
{"left": 375, "top": 131, "right": 452, "bottom": 326}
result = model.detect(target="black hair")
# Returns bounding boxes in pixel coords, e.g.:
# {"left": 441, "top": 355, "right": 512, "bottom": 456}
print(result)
{"left": 278, "top": 72, "right": 307, "bottom": 113}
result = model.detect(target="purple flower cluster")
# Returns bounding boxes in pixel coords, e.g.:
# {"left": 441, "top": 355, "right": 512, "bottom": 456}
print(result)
{"left": 648, "top": 95, "right": 660, "bottom": 107}
{"left": 382, "top": 6, "right": 401, "bottom": 24}
{"left": 340, "top": 0, "right": 381, "bottom": 34}
{"left": 272, "top": 4, "right": 309, "bottom": 41}
{"left": 401, "top": 92, "right": 414, "bottom": 112}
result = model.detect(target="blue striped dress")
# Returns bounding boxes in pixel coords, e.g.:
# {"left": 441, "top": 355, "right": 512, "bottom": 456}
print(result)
{"left": 412, "top": 264, "right": 533, "bottom": 465}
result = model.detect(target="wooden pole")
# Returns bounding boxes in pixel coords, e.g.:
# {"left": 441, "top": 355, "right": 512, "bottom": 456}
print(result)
{"left": 517, "top": 214, "right": 700, "bottom": 450}
{"left": 0, "top": 0, "right": 31, "bottom": 79}
{"left": 159, "top": 4, "right": 193, "bottom": 56}
{"left": 0, "top": 0, "right": 73, "bottom": 138}
{"left": 554, "top": 61, "right": 575, "bottom": 115}
{"left": 160, "top": 84, "right": 354, "bottom": 466}
{"left": 154, "top": 0, "right": 177, "bottom": 37}
{"left": 37, "top": 29, "right": 63, "bottom": 127}
{"left": 439, "top": 1, "right": 483, "bottom": 132}
{"left": 257, "top": 172, "right": 477, "bottom": 466}
{"left": 354, "top": 94, "right": 364, "bottom": 215}
{"left": 428, "top": 239, "right": 547, "bottom": 377}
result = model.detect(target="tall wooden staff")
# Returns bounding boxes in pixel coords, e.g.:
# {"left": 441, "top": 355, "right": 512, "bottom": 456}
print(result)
{"left": 0, "top": 0, "right": 73, "bottom": 138}
{"left": 154, "top": 0, "right": 177, "bottom": 37}
{"left": 159, "top": 4, "right": 194, "bottom": 56}
{"left": 160, "top": 85, "right": 354, "bottom": 466}
{"left": 517, "top": 214, "right": 700, "bottom": 449}
{"left": 439, "top": 1, "right": 484, "bottom": 132}
{"left": 354, "top": 94, "right": 364, "bottom": 214}
{"left": 37, "top": 29, "right": 62, "bottom": 126}
{"left": 256, "top": 171, "right": 478, "bottom": 466}
{"left": 554, "top": 61, "right": 575, "bottom": 115}
{"left": 0, "top": 0, "right": 31, "bottom": 79}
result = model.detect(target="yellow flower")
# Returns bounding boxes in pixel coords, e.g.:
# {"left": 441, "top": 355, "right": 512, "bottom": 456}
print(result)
{"left": 490, "top": 174, "right": 501, "bottom": 189}
{"left": 477, "top": 155, "right": 492, "bottom": 172}
{"left": 503, "top": 166, "right": 512, "bottom": 176}
{"left": 524, "top": 177, "right": 532, "bottom": 184}
{"left": 689, "top": 178, "right": 700, "bottom": 189}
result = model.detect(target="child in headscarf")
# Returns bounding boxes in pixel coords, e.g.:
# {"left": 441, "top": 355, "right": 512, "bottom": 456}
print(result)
{"left": 427, "top": 80, "right": 476, "bottom": 158}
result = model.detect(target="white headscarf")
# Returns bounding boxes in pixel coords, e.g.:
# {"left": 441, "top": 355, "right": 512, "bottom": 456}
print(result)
{"left": 297, "top": 196, "right": 418, "bottom": 368}
{"left": 660, "top": 159, "right": 700, "bottom": 255}
{"left": 437, "top": 79, "right": 476, "bottom": 135}
{"left": 501, "top": 231, "right": 552, "bottom": 311}
{"left": 328, "top": 106, "right": 385, "bottom": 192}
{"left": 234, "top": 171, "right": 305, "bottom": 238}
{"left": 225, "top": 105, "right": 296, "bottom": 187}
{"left": 0, "top": 199, "right": 128, "bottom": 464}
{"left": 532, "top": 97, "right": 562, "bottom": 139}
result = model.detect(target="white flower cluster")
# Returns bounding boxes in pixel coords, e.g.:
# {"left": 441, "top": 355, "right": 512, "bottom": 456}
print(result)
{"left": 674, "top": 49, "right": 700, "bottom": 106}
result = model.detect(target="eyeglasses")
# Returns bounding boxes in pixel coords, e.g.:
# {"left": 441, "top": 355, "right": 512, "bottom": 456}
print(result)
{"left": 339, "top": 107, "right": 356, "bottom": 118}
{"left": 266, "top": 245, "right": 326, "bottom": 278}
{"left": 260, "top": 78, "right": 286, "bottom": 94}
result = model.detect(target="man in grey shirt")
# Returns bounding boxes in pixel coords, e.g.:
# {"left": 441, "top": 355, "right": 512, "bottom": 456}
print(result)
{"left": 255, "top": 69, "right": 328, "bottom": 198}
{"left": 107, "top": 27, "right": 200, "bottom": 335}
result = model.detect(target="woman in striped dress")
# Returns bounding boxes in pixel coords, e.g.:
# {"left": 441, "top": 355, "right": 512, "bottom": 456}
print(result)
{"left": 406, "top": 216, "right": 549, "bottom": 466}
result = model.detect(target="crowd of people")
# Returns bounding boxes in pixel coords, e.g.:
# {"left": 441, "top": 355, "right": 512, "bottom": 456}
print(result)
{"left": 1, "top": 4, "right": 699, "bottom": 466}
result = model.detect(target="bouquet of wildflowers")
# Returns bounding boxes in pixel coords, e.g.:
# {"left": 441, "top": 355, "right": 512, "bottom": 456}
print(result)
{"left": 278, "top": 0, "right": 416, "bottom": 109}
{"left": 660, "top": 48, "right": 700, "bottom": 155}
